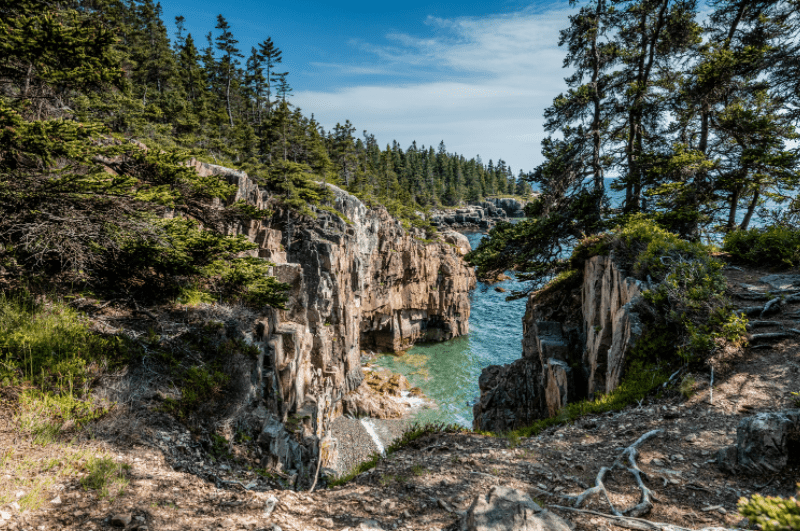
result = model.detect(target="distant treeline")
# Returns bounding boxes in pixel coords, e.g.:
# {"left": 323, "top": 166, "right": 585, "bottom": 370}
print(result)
{"left": 39, "top": 0, "right": 530, "bottom": 210}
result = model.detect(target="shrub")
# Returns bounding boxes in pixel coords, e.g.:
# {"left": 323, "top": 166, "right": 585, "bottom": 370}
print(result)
{"left": 739, "top": 485, "right": 800, "bottom": 530}
{"left": 610, "top": 217, "right": 747, "bottom": 362}
{"left": 724, "top": 225, "right": 800, "bottom": 268}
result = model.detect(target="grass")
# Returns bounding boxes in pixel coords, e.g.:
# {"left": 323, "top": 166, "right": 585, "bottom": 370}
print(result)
{"left": 80, "top": 457, "right": 131, "bottom": 499}
{"left": 500, "top": 361, "right": 670, "bottom": 439}
{"left": 0, "top": 292, "right": 129, "bottom": 391}
{"left": 679, "top": 375, "right": 697, "bottom": 399}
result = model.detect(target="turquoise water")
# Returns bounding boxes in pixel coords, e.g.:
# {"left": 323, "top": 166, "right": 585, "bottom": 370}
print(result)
{"left": 373, "top": 232, "right": 528, "bottom": 427}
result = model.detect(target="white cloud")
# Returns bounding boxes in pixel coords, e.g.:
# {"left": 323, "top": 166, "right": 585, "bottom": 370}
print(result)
{"left": 293, "top": 3, "right": 576, "bottom": 172}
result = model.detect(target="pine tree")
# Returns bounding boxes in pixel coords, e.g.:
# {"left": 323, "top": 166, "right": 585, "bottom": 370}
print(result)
{"left": 214, "top": 15, "right": 243, "bottom": 128}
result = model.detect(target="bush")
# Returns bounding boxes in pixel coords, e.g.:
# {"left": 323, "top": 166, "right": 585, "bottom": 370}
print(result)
{"left": 724, "top": 225, "right": 800, "bottom": 268}
{"left": 739, "top": 485, "right": 800, "bottom": 530}
{"left": 611, "top": 217, "right": 747, "bottom": 362}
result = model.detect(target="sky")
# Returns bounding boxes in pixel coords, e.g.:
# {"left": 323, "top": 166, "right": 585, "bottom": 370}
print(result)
{"left": 159, "top": 0, "right": 578, "bottom": 173}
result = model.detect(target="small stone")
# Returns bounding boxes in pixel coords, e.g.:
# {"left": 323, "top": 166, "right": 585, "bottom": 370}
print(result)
{"left": 264, "top": 495, "right": 278, "bottom": 517}
{"left": 685, "top": 434, "right": 698, "bottom": 442}
{"left": 651, "top": 458, "right": 665, "bottom": 467}
{"left": 0, "top": 511, "right": 10, "bottom": 521}
{"left": 111, "top": 514, "right": 132, "bottom": 527}
{"left": 314, "top": 517, "right": 334, "bottom": 527}
{"left": 219, "top": 518, "right": 234, "bottom": 528}
{"left": 51, "top": 496, "right": 62, "bottom": 505}
{"left": 668, "top": 478, "right": 681, "bottom": 485}
{"left": 717, "top": 507, "right": 727, "bottom": 515}
{"left": 701, "top": 505, "right": 723, "bottom": 513}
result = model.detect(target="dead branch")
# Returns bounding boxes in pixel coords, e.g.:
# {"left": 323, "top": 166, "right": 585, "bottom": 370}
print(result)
{"left": 565, "top": 430, "right": 663, "bottom": 517}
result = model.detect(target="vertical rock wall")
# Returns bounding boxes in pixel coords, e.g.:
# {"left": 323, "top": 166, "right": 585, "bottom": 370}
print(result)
{"left": 473, "top": 255, "right": 644, "bottom": 432}
{"left": 187, "top": 160, "right": 475, "bottom": 476}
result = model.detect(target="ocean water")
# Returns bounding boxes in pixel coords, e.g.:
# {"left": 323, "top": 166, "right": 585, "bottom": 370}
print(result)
{"left": 372, "top": 231, "right": 527, "bottom": 428}
{"left": 372, "top": 180, "right": 784, "bottom": 428}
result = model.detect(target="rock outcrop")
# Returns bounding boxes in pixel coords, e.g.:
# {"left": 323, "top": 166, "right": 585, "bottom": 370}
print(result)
{"left": 185, "top": 160, "right": 475, "bottom": 480}
{"left": 717, "top": 410, "right": 800, "bottom": 475}
{"left": 473, "top": 255, "right": 644, "bottom": 432}
{"left": 464, "top": 486, "right": 573, "bottom": 531}
{"left": 429, "top": 197, "right": 532, "bottom": 230}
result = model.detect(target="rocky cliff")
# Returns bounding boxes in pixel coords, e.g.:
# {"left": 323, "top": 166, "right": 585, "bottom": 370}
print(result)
{"left": 186, "top": 160, "right": 476, "bottom": 479}
{"left": 473, "top": 255, "right": 644, "bottom": 432}
{"left": 429, "top": 197, "right": 531, "bottom": 230}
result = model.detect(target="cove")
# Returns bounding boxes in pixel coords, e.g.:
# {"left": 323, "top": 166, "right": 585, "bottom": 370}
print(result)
{"left": 372, "top": 231, "right": 527, "bottom": 427}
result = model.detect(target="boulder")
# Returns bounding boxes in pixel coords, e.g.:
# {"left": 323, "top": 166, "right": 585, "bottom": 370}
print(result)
{"left": 442, "top": 231, "right": 472, "bottom": 256}
{"left": 717, "top": 410, "right": 800, "bottom": 475}
{"left": 464, "top": 486, "right": 572, "bottom": 531}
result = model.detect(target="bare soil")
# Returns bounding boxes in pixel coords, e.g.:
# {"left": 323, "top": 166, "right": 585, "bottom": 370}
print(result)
{"left": 1, "top": 265, "right": 799, "bottom": 531}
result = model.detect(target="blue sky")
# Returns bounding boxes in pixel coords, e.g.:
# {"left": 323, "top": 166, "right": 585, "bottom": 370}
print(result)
{"left": 159, "top": 0, "right": 578, "bottom": 172}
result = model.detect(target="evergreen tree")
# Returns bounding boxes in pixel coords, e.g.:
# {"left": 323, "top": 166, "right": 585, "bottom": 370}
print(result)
{"left": 214, "top": 14, "right": 242, "bottom": 128}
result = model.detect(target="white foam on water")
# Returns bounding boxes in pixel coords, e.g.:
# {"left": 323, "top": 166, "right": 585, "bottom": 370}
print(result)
{"left": 400, "top": 391, "right": 427, "bottom": 409}
{"left": 360, "top": 418, "right": 385, "bottom": 456}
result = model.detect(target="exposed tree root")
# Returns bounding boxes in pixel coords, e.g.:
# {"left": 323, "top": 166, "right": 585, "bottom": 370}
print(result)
{"left": 750, "top": 332, "right": 793, "bottom": 342}
{"left": 549, "top": 505, "right": 742, "bottom": 531}
{"left": 565, "top": 429, "right": 663, "bottom": 517}
{"left": 761, "top": 297, "right": 783, "bottom": 318}
{"left": 746, "top": 320, "right": 784, "bottom": 330}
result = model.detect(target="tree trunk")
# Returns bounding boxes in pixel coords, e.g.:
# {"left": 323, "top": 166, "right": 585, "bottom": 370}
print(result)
{"left": 727, "top": 187, "right": 740, "bottom": 232}
{"left": 740, "top": 189, "right": 760, "bottom": 230}
{"left": 226, "top": 72, "right": 234, "bottom": 128}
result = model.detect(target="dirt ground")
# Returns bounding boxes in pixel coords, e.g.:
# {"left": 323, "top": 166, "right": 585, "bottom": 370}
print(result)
{"left": 1, "top": 264, "right": 799, "bottom": 531}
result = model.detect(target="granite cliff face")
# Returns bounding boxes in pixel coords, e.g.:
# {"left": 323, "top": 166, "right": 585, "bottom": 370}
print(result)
{"left": 473, "top": 255, "right": 644, "bottom": 432}
{"left": 186, "top": 160, "right": 475, "bottom": 479}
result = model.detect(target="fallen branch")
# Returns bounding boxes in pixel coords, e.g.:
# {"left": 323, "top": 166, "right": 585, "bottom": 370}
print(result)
{"left": 548, "top": 505, "right": 741, "bottom": 531}
{"left": 564, "top": 430, "right": 663, "bottom": 517}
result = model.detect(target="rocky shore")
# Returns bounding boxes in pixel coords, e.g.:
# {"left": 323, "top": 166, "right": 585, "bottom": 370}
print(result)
{"left": 428, "top": 197, "right": 532, "bottom": 230}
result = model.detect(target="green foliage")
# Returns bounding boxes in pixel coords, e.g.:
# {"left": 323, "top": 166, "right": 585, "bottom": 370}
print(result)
{"left": 724, "top": 226, "right": 800, "bottom": 269}
{"left": 679, "top": 375, "right": 697, "bottom": 399}
{"left": 611, "top": 218, "right": 747, "bottom": 362}
{"left": 739, "top": 486, "right": 800, "bottom": 531}
{"left": 0, "top": 292, "right": 131, "bottom": 393}
{"left": 80, "top": 457, "right": 131, "bottom": 500}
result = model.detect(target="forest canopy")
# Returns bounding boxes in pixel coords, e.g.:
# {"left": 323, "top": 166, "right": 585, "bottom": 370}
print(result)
{"left": 0, "top": 0, "right": 528, "bottom": 297}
